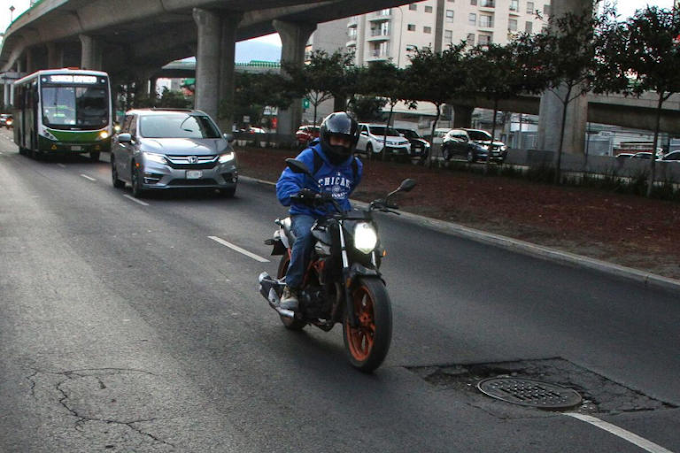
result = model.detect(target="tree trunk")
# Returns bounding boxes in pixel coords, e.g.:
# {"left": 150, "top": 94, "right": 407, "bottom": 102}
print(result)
{"left": 426, "top": 103, "right": 441, "bottom": 169}
{"left": 646, "top": 93, "right": 665, "bottom": 197}
{"left": 554, "top": 85, "right": 572, "bottom": 185}
{"left": 485, "top": 98, "right": 499, "bottom": 175}
{"left": 382, "top": 102, "right": 395, "bottom": 161}
{"left": 313, "top": 102, "right": 318, "bottom": 127}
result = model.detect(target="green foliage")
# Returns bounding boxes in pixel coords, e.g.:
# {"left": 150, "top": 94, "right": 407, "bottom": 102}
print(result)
{"left": 284, "top": 50, "right": 358, "bottom": 121}
{"left": 348, "top": 96, "right": 387, "bottom": 122}
{"left": 219, "top": 72, "right": 295, "bottom": 127}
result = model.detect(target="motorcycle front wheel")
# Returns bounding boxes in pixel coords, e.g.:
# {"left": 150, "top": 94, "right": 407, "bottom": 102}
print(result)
{"left": 343, "top": 278, "right": 393, "bottom": 373}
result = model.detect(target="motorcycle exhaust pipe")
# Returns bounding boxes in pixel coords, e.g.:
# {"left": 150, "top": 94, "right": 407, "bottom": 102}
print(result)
{"left": 257, "top": 272, "right": 294, "bottom": 319}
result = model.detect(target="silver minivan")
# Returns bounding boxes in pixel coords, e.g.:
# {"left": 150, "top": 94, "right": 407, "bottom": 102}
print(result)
{"left": 111, "top": 108, "right": 238, "bottom": 197}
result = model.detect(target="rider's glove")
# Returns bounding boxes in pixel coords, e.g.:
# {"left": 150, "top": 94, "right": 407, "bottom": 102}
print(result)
{"left": 297, "top": 188, "right": 317, "bottom": 200}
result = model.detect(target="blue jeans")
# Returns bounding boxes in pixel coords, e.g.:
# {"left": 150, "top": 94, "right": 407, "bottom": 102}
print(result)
{"left": 286, "top": 214, "right": 317, "bottom": 289}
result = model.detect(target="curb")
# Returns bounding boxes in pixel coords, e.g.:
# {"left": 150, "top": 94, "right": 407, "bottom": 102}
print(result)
{"left": 242, "top": 176, "right": 680, "bottom": 295}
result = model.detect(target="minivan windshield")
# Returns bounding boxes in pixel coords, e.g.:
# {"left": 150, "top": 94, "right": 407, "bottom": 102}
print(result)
{"left": 369, "top": 126, "right": 400, "bottom": 136}
{"left": 140, "top": 114, "right": 221, "bottom": 139}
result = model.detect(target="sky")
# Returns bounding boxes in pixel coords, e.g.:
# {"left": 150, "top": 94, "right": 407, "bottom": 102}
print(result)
{"left": 0, "top": 0, "right": 675, "bottom": 48}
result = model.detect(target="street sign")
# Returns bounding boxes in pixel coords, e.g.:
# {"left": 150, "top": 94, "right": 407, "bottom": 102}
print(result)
{"left": 303, "top": 98, "right": 310, "bottom": 109}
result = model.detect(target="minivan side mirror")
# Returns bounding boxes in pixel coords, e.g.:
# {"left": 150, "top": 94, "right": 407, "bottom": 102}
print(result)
{"left": 223, "top": 133, "right": 234, "bottom": 143}
{"left": 117, "top": 133, "right": 132, "bottom": 143}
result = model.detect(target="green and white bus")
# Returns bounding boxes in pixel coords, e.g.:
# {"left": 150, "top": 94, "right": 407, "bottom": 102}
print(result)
{"left": 13, "top": 69, "right": 112, "bottom": 161}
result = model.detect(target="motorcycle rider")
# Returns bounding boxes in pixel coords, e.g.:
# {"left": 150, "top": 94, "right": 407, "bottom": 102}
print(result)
{"left": 276, "top": 112, "right": 363, "bottom": 310}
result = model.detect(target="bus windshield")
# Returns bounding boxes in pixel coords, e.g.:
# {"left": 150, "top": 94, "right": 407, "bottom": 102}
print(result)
{"left": 41, "top": 85, "right": 109, "bottom": 129}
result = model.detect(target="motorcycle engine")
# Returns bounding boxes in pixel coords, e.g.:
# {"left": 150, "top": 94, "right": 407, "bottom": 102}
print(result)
{"left": 302, "top": 286, "right": 333, "bottom": 319}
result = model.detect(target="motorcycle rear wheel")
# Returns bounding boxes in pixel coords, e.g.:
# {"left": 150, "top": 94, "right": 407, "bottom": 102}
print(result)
{"left": 343, "top": 278, "right": 392, "bottom": 373}
{"left": 277, "top": 254, "right": 306, "bottom": 331}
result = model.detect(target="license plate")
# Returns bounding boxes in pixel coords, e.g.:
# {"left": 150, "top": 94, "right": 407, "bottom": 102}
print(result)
{"left": 186, "top": 170, "right": 203, "bottom": 179}
{"left": 71, "top": 145, "right": 82, "bottom": 151}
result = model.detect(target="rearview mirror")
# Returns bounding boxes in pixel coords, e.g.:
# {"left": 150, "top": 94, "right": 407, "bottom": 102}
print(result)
{"left": 223, "top": 133, "right": 234, "bottom": 143}
{"left": 398, "top": 178, "right": 416, "bottom": 193}
{"left": 285, "top": 158, "right": 313, "bottom": 177}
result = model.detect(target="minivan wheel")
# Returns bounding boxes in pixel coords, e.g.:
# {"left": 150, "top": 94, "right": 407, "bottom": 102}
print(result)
{"left": 111, "top": 157, "right": 125, "bottom": 189}
{"left": 131, "top": 166, "right": 146, "bottom": 198}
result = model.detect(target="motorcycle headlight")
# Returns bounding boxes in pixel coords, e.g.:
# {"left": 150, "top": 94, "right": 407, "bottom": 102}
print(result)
{"left": 219, "top": 152, "right": 235, "bottom": 163}
{"left": 354, "top": 223, "right": 378, "bottom": 254}
{"left": 143, "top": 152, "right": 166, "bottom": 164}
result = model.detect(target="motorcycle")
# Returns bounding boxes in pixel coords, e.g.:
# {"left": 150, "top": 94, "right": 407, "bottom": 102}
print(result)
{"left": 258, "top": 158, "right": 416, "bottom": 372}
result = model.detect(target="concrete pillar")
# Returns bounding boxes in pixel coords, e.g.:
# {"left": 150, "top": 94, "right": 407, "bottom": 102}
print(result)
{"left": 25, "top": 49, "right": 36, "bottom": 74}
{"left": 3, "top": 82, "right": 10, "bottom": 108}
{"left": 452, "top": 105, "right": 473, "bottom": 128}
{"left": 47, "top": 43, "right": 64, "bottom": 69}
{"left": 273, "top": 20, "right": 317, "bottom": 137}
{"left": 80, "top": 34, "right": 103, "bottom": 70}
{"left": 218, "top": 13, "right": 243, "bottom": 132}
{"left": 536, "top": 0, "right": 592, "bottom": 155}
{"left": 193, "top": 8, "right": 221, "bottom": 121}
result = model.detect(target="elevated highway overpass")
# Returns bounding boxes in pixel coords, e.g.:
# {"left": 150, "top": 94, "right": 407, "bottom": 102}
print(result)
{"left": 1, "top": 0, "right": 675, "bottom": 152}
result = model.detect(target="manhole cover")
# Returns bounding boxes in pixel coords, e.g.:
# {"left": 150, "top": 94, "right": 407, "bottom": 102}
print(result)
{"left": 477, "top": 377, "right": 582, "bottom": 409}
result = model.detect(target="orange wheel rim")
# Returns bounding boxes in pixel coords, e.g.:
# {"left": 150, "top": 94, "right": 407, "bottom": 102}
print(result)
{"left": 346, "top": 287, "right": 376, "bottom": 361}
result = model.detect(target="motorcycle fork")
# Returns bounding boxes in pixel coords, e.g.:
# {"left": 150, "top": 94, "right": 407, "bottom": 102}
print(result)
{"left": 338, "top": 220, "right": 359, "bottom": 328}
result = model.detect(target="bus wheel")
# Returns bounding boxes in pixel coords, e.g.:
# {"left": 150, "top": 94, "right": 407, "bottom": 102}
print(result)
{"left": 90, "top": 152, "right": 100, "bottom": 162}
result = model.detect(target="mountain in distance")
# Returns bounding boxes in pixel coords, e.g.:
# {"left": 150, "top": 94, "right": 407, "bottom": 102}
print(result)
{"left": 235, "top": 40, "right": 281, "bottom": 63}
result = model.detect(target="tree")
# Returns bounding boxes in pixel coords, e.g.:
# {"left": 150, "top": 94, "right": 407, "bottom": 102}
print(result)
{"left": 531, "top": 8, "right": 603, "bottom": 183}
{"left": 284, "top": 50, "right": 357, "bottom": 125}
{"left": 599, "top": 6, "right": 680, "bottom": 196}
{"left": 403, "top": 43, "right": 469, "bottom": 167}
{"left": 348, "top": 96, "right": 387, "bottom": 122}
{"left": 465, "top": 37, "right": 547, "bottom": 173}
{"left": 356, "top": 61, "right": 409, "bottom": 160}
{"left": 219, "top": 72, "right": 295, "bottom": 130}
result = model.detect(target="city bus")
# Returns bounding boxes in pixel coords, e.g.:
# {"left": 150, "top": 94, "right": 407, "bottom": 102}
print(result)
{"left": 13, "top": 69, "right": 112, "bottom": 161}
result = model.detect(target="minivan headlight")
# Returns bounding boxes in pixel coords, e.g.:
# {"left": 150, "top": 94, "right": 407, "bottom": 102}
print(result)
{"left": 219, "top": 152, "right": 235, "bottom": 163}
{"left": 143, "top": 152, "right": 166, "bottom": 164}
{"left": 354, "top": 223, "right": 378, "bottom": 254}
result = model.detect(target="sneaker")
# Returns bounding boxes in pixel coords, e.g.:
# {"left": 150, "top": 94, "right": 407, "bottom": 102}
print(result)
{"left": 280, "top": 286, "right": 299, "bottom": 311}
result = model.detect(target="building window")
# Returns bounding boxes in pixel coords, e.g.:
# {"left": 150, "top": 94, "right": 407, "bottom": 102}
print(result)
{"left": 509, "top": 0, "right": 519, "bottom": 11}
{"left": 525, "top": 21, "right": 533, "bottom": 33}
{"left": 543, "top": 4, "right": 550, "bottom": 15}
{"left": 467, "top": 33, "right": 476, "bottom": 45}
{"left": 407, "top": 23, "right": 416, "bottom": 31}
{"left": 479, "top": 33, "right": 493, "bottom": 45}
{"left": 527, "top": 1, "right": 534, "bottom": 13}
{"left": 409, "top": 3, "right": 417, "bottom": 10}
{"left": 508, "top": 18, "right": 518, "bottom": 31}
{"left": 424, "top": 26, "right": 432, "bottom": 34}
{"left": 446, "top": 10, "right": 454, "bottom": 22}
{"left": 425, "top": 5, "right": 433, "bottom": 12}
{"left": 445, "top": 30, "right": 453, "bottom": 44}
{"left": 480, "top": 0, "right": 495, "bottom": 7}
{"left": 469, "top": 13, "right": 477, "bottom": 25}
{"left": 479, "top": 14, "right": 494, "bottom": 27}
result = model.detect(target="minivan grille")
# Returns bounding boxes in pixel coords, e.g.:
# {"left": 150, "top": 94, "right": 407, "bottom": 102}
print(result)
{"left": 166, "top": 155, "right": 219, "bottom": 169}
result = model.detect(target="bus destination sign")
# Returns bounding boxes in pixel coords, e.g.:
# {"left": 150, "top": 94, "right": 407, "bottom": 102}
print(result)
{"left": 47, "top": 75, "right": 99, "bottom": 84}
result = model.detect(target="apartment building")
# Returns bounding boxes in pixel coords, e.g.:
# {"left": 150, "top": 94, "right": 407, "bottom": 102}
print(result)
{"left": 348, "top": 0, "right": 549, "bottom": 69}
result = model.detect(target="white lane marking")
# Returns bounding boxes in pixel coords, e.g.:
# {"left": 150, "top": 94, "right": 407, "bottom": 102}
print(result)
{"left": 565, "top": 413, "right": 675, "bottom": 453}
{"left": 123, "top": 194, "right": 150, "bottom": 206}
{"left": 58, "top": 164, "right": 66, "bottom": 168}
{"left": 80, "top": 174, "right": 96, "bottom": 181}
{"left": 208, "top": 236, "right": 270, "bottom": 263}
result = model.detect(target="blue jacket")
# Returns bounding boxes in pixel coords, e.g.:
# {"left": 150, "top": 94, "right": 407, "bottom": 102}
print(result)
{"left": 276, "top": 142, "right": 363, "bottom": 217}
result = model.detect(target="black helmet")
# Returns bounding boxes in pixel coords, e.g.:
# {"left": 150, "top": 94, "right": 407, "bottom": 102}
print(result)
{"left": 319, "top": 112, "right": 359, "bottom": 165}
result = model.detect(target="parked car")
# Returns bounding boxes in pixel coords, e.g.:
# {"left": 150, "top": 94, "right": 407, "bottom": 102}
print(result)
{"left": 615, "top": 153, "right": 635, "bottom": 159}
{"left": 295, "top": 125, "right": 320, "bottom": 147}
{"left": 632, "top": 152, "right": 654, "bottom": 159}
{"left": 356, "top": 123, "right": 411, "bottom": 158}
{"left": 657, "top": 151, "right": 680, "bottom": 163}
{"left": 394, "top": 127, "right": 430, "bottom": 161}
{"left": 0, "top": 113, "right": 13, "bottom": 129}
{"left": 431, "top": 128, "right": 450, "bottom": 146}
{"left": 111, "top": 108, "right": 238, "bottom": 198}
{"left": 442, "top": 128, "right": 508, "bottom": 163}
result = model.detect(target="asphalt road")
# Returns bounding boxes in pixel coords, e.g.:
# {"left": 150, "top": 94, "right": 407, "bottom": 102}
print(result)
{"left": 1, "top": 128, "right": 678, "bottom": 453}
